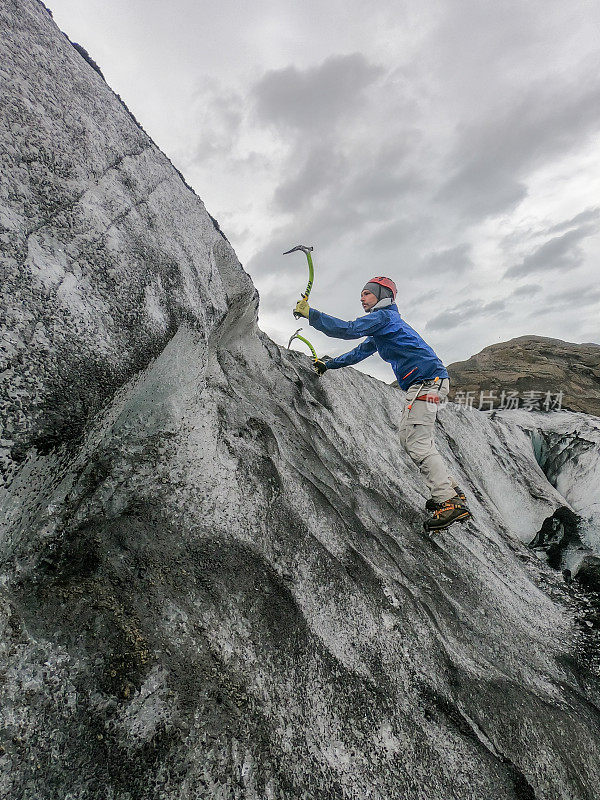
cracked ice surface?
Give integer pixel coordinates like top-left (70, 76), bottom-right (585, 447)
top-left (444, 407), bottom-right (600, 549)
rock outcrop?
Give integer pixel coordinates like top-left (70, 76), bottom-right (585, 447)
top-left (2, 3), bottom-right (600, 799)
top-left (447, 335), bottom-right (600, 416)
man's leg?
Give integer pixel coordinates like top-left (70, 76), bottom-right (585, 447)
top-left (403, 425), bottom-right (456, 502)
top-left (399, 379), bottom-right (456, 503)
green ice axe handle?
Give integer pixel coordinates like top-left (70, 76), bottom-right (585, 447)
top-left (301, 250), bottom-right (314, 301)
top-left (283, 245), bottom-right (314, 318)
top-left (295, 334), bottom-right (317, 360)
top-left (288, 328), bottom-right (318, 360)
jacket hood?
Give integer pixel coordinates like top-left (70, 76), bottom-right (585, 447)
top-left (368, 297), bottom-right (395, 313)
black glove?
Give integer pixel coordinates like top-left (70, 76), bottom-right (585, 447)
top-left (313, 359), bottom-right (327, 376)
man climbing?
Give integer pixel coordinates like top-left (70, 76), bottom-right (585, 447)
top-left (294, 277), bottom-right (471, 532)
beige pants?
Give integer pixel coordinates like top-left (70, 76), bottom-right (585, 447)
top-left (398, 378), bottom-right (456, 503)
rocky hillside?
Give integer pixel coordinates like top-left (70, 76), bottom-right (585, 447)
top-left (447, 336), bottom-right (600, 416)
top-left (2, 3), bottom-right (600, 799)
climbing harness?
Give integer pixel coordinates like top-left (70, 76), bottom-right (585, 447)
top-left (406, 376), bottom-right (441, 414)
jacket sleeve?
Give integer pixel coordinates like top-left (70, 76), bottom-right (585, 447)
top-left (325, 338), bottom-right (377, 370)
top-left (308, 308), bottom-right (388, 339)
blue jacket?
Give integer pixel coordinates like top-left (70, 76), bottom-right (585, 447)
top-left (308, 303), bottom-right (448, 390)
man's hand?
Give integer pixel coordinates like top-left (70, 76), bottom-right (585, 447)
top-left (313, 359), bottom-right (327, 376)
top-left (294, 298), bottom-right (310, 318)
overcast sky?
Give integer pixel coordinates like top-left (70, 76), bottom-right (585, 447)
top-left (46, 0), bottom-right (600, 382)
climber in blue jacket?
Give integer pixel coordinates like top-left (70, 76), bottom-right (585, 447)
top-left (294, 277), bottom-right (471, 532)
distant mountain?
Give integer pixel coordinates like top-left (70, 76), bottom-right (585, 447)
top-left (447, 335), bottom-right (600, 416)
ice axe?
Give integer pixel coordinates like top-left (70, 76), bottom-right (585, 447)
top-left (287, 328), bottom-right (318, 361)
top-left (288, 329), bottom-right (328, 377)
top-left (283, 245), bottom-right (314, 319)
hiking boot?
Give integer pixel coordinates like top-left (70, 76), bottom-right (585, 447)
top-left (425, 485), bottom-right (466, 511)
top-left (424, 496), bottom-right (471, 532)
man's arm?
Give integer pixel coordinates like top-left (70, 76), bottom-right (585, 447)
top-left (324, 338), bottom-right (377, 370)
top-left (308, 308), bottom-right (387, 339)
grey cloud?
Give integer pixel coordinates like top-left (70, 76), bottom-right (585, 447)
top-left (343, 138), bottom-right (419, 207)
top-left (273, 144), bottom-right (345, 212)
top-left (421, 243), bottom-right (473, 275)
top-left (438, 166), bottom-right (526, 219)
top-left (511, 283), bottom-right (542, 297)
top-left (527, 285), bottom-right (600, 316)
top-left (546, 284), bottom-right (600, 306)
top-left (189, 80), bottom-right (244, 162)
top-left (504, 224), bottom-right (596, 278)
top-left (408, 288), bottom-right (441, 305)
top-left (426, 299), bottom-right (477, 331)
top-left (366, 219), bottom-right (415, 253)
top-left (482, 299), bottom-right (506, 313)
top-left (257, 175), bottom-right (421, 281)
top-left (426, 309), bottom-right (471, 331)
top-left (251, 59), bottom-right (427, 265)
top-left (253, 53), bottom-right (383, 133)
top-left (281, 198), bottom-right (366, 251)
top-left (426, 297), bottom-right (506, 331)
top-left (272, 135), bottom-right (418, 216)
top-left (547, 207), bottom-right (600, 235)
top-left (346, 167), bottom-right (417, 208)
top-left (437, 80), bottom-right (600, 219)
top-left (445, 298), bottom-right (477, 313)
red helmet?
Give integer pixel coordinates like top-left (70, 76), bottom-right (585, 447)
top-left (369, 276), bottom-right (397, 300)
